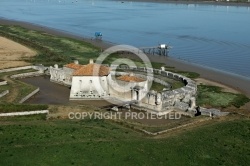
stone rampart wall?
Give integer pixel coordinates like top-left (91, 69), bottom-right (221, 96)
top-left (117, 66), bottom-right (197, 113)
top-left (10, 71), bottom-right (44, 79)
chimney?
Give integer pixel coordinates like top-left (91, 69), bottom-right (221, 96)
top-left (161, 66), bottom-right (165, 71)
top-left (74, 60), bottom-right (79, 64)
top-left (89, 59), bottom-right (94, 64)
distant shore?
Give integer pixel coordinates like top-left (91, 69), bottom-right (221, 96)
top-left (0, 18), bottom-right (250, 97)
top-left (118, 0), bottom-right (250, 7)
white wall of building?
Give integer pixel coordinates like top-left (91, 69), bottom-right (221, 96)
top-left (50, 66), bottom-right (74, 86)
top-left (70, 75), bottom-right (109, 99)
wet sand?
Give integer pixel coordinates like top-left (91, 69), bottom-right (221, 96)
top-left (1, 18), bottom-right (250, 97)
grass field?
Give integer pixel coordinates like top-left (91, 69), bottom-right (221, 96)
top-left (197, 85), bottom-right (250, 108)
top-left (0, 115), bottom-right (249, 165)
top-left (150, 81), bottom-right (166, 91)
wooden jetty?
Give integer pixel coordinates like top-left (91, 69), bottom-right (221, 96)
top-left (139, 44), bottom-right (172, 56)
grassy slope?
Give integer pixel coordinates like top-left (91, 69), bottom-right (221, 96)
top-left (0, 116), bottom-right (249, 165)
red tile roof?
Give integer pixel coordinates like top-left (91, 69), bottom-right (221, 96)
top-left (73, 64), bottom-right (110, 76)
top-left (117, 75), bottom-right (145, 82)
top-left (65, 63), bottom-right (82, 70)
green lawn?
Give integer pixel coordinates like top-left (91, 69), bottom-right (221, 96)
top-left (0, 116), bottom-right (249, 165)
top-left (150, 81), bottom-right (167, 91)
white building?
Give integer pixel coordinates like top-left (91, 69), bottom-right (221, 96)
top-left (69, 61), bottom-right (110, 99)
top-left (50, 60), bottom-right (82, 86)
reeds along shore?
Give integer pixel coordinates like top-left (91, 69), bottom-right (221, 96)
top-left (0, 18), bottom-right (250, 97)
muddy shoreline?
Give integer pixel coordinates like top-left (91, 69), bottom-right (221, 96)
top-left (1, 18), bottom-right (250, 97)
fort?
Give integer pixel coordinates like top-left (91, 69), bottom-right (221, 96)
top-left (49, 59), bottom-right (198, 116)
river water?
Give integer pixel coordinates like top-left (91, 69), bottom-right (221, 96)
top-left (1, 0), bottom-right (250, 78)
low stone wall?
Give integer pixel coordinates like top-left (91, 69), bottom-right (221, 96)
top-left (19, 88), bottom-right (40, 103)
top-left (140, 117), bottom-right (211, 136)
top-left (0, 65), bottom-right (48, 73)
top-left (0, 66), bottom-right (33, 73)
top-left (0, 90), bottom-right (9, 98)
top-left (0, 110), bottom-right (49, 117)
top-left (0, 80), bottom-right (7, 86)
top-left (10, 71), bottom-right (44, 79)
top-left (199, 107), bottom-right (229, 117)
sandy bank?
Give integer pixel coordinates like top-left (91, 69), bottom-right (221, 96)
top-left (0, 36), bottom-right (36, 69)
top-left (0, 18), bottom-right (250, 97)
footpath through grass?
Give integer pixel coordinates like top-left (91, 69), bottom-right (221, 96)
top-left (0, 115), bottom-right (249, 165)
